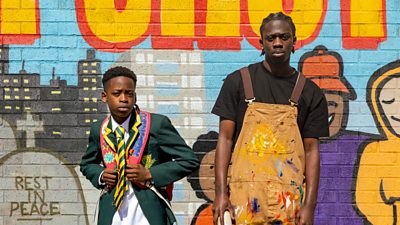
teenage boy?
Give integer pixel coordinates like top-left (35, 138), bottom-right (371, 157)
top-left (80, 66), bottom-right (199, 225)
top-left (212, 12), bottom-right (329, 225)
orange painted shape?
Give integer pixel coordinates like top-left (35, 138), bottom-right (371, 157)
top-left (302, 55), bottom-right (340, 77)
top-left (193, 205), bottom-right (213, 225)
top-left (301, 49), bottom-right (350, 93)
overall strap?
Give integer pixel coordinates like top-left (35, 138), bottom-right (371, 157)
top-left (289, 72), bottom-right (306, 106)
top-left (239, 67), bottom-right (255, 104)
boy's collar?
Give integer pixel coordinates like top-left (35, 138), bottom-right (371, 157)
top-left (110, 114), bottom-right (131, 133)
top-left (109, 111), bottom-right (138, 133)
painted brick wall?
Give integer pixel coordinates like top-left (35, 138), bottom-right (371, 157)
top-left (0, 0), bottom-right (399, 225)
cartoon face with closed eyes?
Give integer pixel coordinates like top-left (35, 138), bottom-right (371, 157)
top-left (377, 75), bottom-right (400, 136)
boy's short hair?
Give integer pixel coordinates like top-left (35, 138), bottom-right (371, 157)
top-left (102, 66), bottom-right (137, 89)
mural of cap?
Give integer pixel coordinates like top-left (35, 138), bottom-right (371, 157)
top-left (298, 45), bottom-right (356, 100)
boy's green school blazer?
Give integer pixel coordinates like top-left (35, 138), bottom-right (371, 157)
top-left (80, 112), bottom-right (200, 225)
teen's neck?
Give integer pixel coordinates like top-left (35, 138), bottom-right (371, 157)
top-left (263, 59), bottom-right (294, 77)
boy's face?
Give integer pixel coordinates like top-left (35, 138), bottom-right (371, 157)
top-left (102, 76), bottom-right (136, 124)
top-left (260, 20), bottom-right (296, 64)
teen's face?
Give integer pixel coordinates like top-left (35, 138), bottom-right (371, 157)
top-left (325, 93), bottom-right (345, 137)
top-left (102, 76), bottom-right (136, 124)
top-left (260, 20), bottom-right (296, 64)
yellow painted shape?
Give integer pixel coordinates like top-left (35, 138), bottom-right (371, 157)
top-left (247, 0), bottom-right (324, 39)
top-left (371, 67), bottom-right (400, 139)
top-left (350, 0), bottom-right (384, 37)
top-left (356, 141), bottom-right (400, 224)
top-left (1, 0), bottom-right (37, 34)
top-left (161, 0), bottom-right (194, 36)
top-left (51, 90), bottom-right (61, 94)
top-left (357, 66), bottom-right (400, 223)
top-left (206, 0), bottom-right (240, 37)
top-left (247, 124), bottom-right (286, 156)
top-left (84, 0), bottom-right (151, 42)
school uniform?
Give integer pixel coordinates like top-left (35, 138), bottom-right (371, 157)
top-left (80, 112), bottom-right (200, 225)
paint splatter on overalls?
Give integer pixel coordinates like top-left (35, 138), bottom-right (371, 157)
top-left (229, 66), bottom-right (306, 225)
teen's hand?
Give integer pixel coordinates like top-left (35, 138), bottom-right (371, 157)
top-left (296, 204), bottom-right (315, 225)
top-left (126, 164), bottom-right (151, 183)
top-left (101, 168), bottom-right (117, 188)
top-left (212, 192), bottom-right (234, 225)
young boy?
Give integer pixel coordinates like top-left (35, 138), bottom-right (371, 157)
top-left (80, 66), bottom-right (200, 225)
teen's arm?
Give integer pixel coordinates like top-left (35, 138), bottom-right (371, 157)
top-left (296, 137), bottom-right (320, 225)
top-left (212, 118), bottom-right (235, 225)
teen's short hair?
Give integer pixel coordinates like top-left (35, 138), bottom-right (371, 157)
top-left (259, 12), bottom-right (296, 37)
top-left (102, 66), bottom-right (137, 89)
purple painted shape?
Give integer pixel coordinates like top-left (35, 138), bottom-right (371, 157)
top-left (314, 132), bottom-right (370, 225)
top-left (315, 217), bottom-right (336, 224)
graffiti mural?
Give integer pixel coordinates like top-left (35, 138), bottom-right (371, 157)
top-left (112, 48), bottom-right (208, 143)
top-left (355, 60), bottom-right (400, 225)
top-left (0, 149), bottom-right (88, 225)
top-left (187, 131), bottom-right (218, 225)
top-left (298, 45), bottom-right (378, 224)
top-left (1, 0), bottom-right (400, 224)
top-left (0, 47), bottom-right (105, 162)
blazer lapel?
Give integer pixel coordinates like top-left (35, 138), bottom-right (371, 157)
top-left (128, 111), bottom-right (137, 136)
top-left (104, 118), bottom-right (117, 152)
top-left (127, 111), bottom-right (140, 153)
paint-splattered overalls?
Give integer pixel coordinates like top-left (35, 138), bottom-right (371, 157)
top-left (229, 65), bottom-right (306, 225)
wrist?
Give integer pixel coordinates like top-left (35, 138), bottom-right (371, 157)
top-left (215, 185), bottom-right (229, 195)
top-left (303, 201), bottom-right (317, 210)
top-left (99, 171), bottom-right (106, 185)
top-left (145, 169), bottom-right (152, 180)
top-left (144, 179), bottom-right (154, 188)
top-left (144, 169), bottom-right (154, 188)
